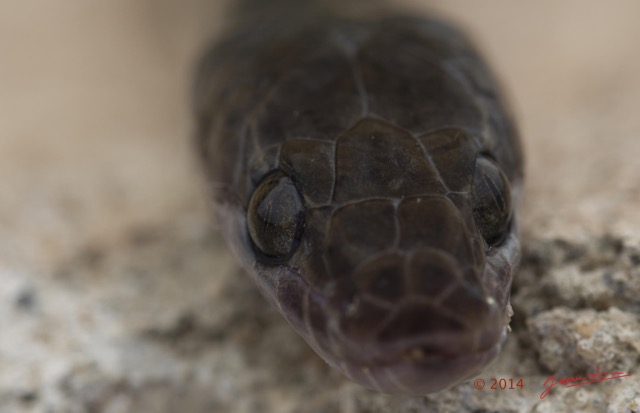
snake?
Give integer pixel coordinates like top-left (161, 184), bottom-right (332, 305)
top-left (193, 0), bottom-right (524, 395)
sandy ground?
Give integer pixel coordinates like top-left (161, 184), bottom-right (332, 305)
top-left (1, 1), bottom-right (640, 412)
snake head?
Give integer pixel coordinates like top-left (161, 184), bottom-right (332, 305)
top-left (240, 119), bottom-right (521, 394)
top-left (194, 8), bottom-right (524, 395)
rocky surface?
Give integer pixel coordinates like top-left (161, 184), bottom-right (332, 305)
top-left (2, 1), bottom-right (640, 412)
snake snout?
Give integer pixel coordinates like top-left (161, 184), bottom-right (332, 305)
top-left (335, 247), bottom-right (505, 357)
top-left (329, 258), bottom-right (506, 394)
top-left (317, 196), bottom-right (507, 393)
top-left (334, 266), bottom-right (506, 394)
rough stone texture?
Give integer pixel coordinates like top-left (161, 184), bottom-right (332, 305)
top-left (2, 1), bottom-right (640, 412)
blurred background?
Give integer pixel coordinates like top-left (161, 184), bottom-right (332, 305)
top-left (1, 1), bottom-right (639, 412)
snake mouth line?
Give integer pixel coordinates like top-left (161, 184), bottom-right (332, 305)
top-left (341, 327), bottom-right (507, 394)
top-left (274, 265), bottom-right (509, 395)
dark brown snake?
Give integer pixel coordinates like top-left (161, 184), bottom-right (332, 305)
top-left (193, 0), bottom-right (524, 395)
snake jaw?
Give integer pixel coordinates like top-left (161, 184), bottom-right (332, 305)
top-left (271, 243), bottom-right (512, 395)
top-left (327, 291), bottom-right (508, 394)
top-left (342, 327), bottom-right (508, 395)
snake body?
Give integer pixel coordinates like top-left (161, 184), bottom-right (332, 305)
top-left (194, 0), bottom-right (523, 395)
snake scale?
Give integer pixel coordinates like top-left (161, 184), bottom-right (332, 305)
top-left (193, 0), bottom-right (524, 395)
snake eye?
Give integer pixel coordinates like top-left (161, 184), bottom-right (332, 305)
top-left (247, 171), bottom-right (305, 259)
top-left (471, 157), bottom-right (512, 246)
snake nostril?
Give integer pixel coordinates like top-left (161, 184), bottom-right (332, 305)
top-left (353, 252), bottom-right (406, 303)
top-left (407, 249), bottom-right (464, 299)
